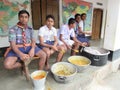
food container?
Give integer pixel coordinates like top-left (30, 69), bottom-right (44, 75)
top-left (51, 62), bottom-right (77, 83)
top-left (81, 47), bottom-right (110, 66)
top-left (68, 56), bottom-right (91, 72)
top-left (31, 70), bottom-right (48, 90)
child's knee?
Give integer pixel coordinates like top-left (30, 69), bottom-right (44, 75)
top-left (37, 50), bottom-right (46, 59)
top-left (4, 62), bottom-right (12, 70)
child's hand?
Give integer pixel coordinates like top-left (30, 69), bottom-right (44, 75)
top-left (66, 45), bottom-right (71, 50)
top-left (51, 46), bottom-right (58, 51)
top-left (20, 53), bottom-right (30, 61)
top-left (81, 42), bottom-right (87, 47)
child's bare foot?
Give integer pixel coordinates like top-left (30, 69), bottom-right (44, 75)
top-left (45, 64), bottom-right (50, 71)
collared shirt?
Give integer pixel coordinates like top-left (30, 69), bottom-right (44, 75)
top-left (75, 22), bottom-right (79, 34)
top-left (37, 25), bottom-right (57, 43)
top-left (57, 24), bottom-right (75, 40)
top-left (9, 25), bottom-right (34, 44)
top-left (79, 20), bottom-right (84, 31)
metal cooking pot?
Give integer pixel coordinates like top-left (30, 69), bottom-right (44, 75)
top-left (51, 62), bottom-right (77, 83)
top-left (68, 56), bottom-right (91, 72)
top-left (81, 47), bottom-right (110, 66)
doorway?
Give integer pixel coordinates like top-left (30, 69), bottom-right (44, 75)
top-left (92, 8), bottom-right (103, 40)
top-left (31, 0), bottom-right (59, 30)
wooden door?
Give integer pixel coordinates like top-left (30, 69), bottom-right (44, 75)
top-left (31, 0), bottom-right (59, 29)
top-left (31, 0), bottom-right (41, 30)
top-left (46, 0), bottom-right (59, 28)
top-left (92, 9), bottom-right (103, 40)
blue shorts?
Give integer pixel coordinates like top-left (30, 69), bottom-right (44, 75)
top-left (37, 41), bottom-right (54, 49)
top-left (6, 46), bottom-right (41, 61)
top-left (77, 34), bottom-right (89, 43)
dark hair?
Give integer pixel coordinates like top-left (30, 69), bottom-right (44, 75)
top-left (68, 18), bottom-right (76, 25)
top-left (81, 13), bottom-right (86, 17)
top-left (75, 13), bottom-right (81, 19)
top-left (18, 10), bottom-right (30, 17)
top-left (46, 15), bottom-right (55, 21)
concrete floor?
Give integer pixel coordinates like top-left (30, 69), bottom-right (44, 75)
top-left (0, 39), bottom-right (120, 90)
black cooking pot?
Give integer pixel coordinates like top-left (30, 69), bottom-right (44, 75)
top-left (81, 47), bottom-right (110, 66)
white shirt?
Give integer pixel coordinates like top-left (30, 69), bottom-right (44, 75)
top-left (79, 20), bottom-right (84, 31)
top-left (57, 24), bottom-right (75, 40)
top-left (37, 25), bottom-right (57, 43)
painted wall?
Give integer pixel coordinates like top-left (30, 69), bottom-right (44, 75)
top-left (60, 0), bottom-right (108, 39)
top-left (0, 0), bottom-right (31, 48)
top-left (62, 0), bottom-right (93, 33)
top-left (0, 0), bottom-right (108, 48)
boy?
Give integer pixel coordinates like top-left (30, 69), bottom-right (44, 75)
top-left (76, 13), bottom-right (91, 46)
top-left (36, 15), bottom-right (65, 70)
top-left (74, 13), bottom-right (81, 34)
top-left (58, 18), bottom-right (87, 55)
top-left (4, 10), bottom-right (46, 70)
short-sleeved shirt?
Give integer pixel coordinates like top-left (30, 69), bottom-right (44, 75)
top-left (75, 22), bottom-right (79, 34)
top-left (79, 20), bottom-right (84, 31)
top-left (9, 25), bottom-right (34, 44)
top-left (57, 24), bottom-right (75, 40)
top-left (37, 25), bottom-right (57, 43)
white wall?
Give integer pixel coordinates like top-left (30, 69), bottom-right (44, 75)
top-left (0, 37), bottom-right (10, 48)
top-left (103, 0), bottom-right (120, 51)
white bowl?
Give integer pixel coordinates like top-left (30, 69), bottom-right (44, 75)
top-left (51, 62), bottom-right (77, 83)
top-left (68, 56), bottom-right (91, 72)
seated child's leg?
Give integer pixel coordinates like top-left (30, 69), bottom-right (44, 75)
top-left (42, 47), bottom-right (52, 70)
top-left (4, 57), bottom-right (22, 69)
top-left (35, 46), bottom-right (46, 70)
top-left (71, 42), bottom-right (79, 55)
top-left (56, 45), bottom-right (66, 62)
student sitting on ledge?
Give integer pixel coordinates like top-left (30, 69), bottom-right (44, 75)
top-left (36, 15), bottom-right (66, 70)
top-left (57, 18), bottom-right (87, 55)
top-left (4, 10), bottom-right (47, 71)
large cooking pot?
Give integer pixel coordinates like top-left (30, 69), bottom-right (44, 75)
top-left (51, 62), bottom-right (77, 83)
top-left (81, 47), bottom-right (110, 66)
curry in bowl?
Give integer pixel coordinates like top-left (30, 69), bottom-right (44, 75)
top-left (68, 56), bottom-right (91, 72)
top-left (68, 56), bottom-right (91, 66)
top-left (33, 72), bottom-right (46, 80)
top-left (68, 57), bottom-right (90, 66)
top-left (54, 64), bottom-right (74, 76)
top-left (31, 70), bottom-right (47, 80)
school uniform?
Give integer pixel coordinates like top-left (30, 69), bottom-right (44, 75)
top-left (36, 25), bottom-right (57, 48)
top-left (57, 24), bottom-right (75, 46)
top-left (76, 20), bottom-right (89, 43)
top-left (6, 23), bottom-right (41, 60)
